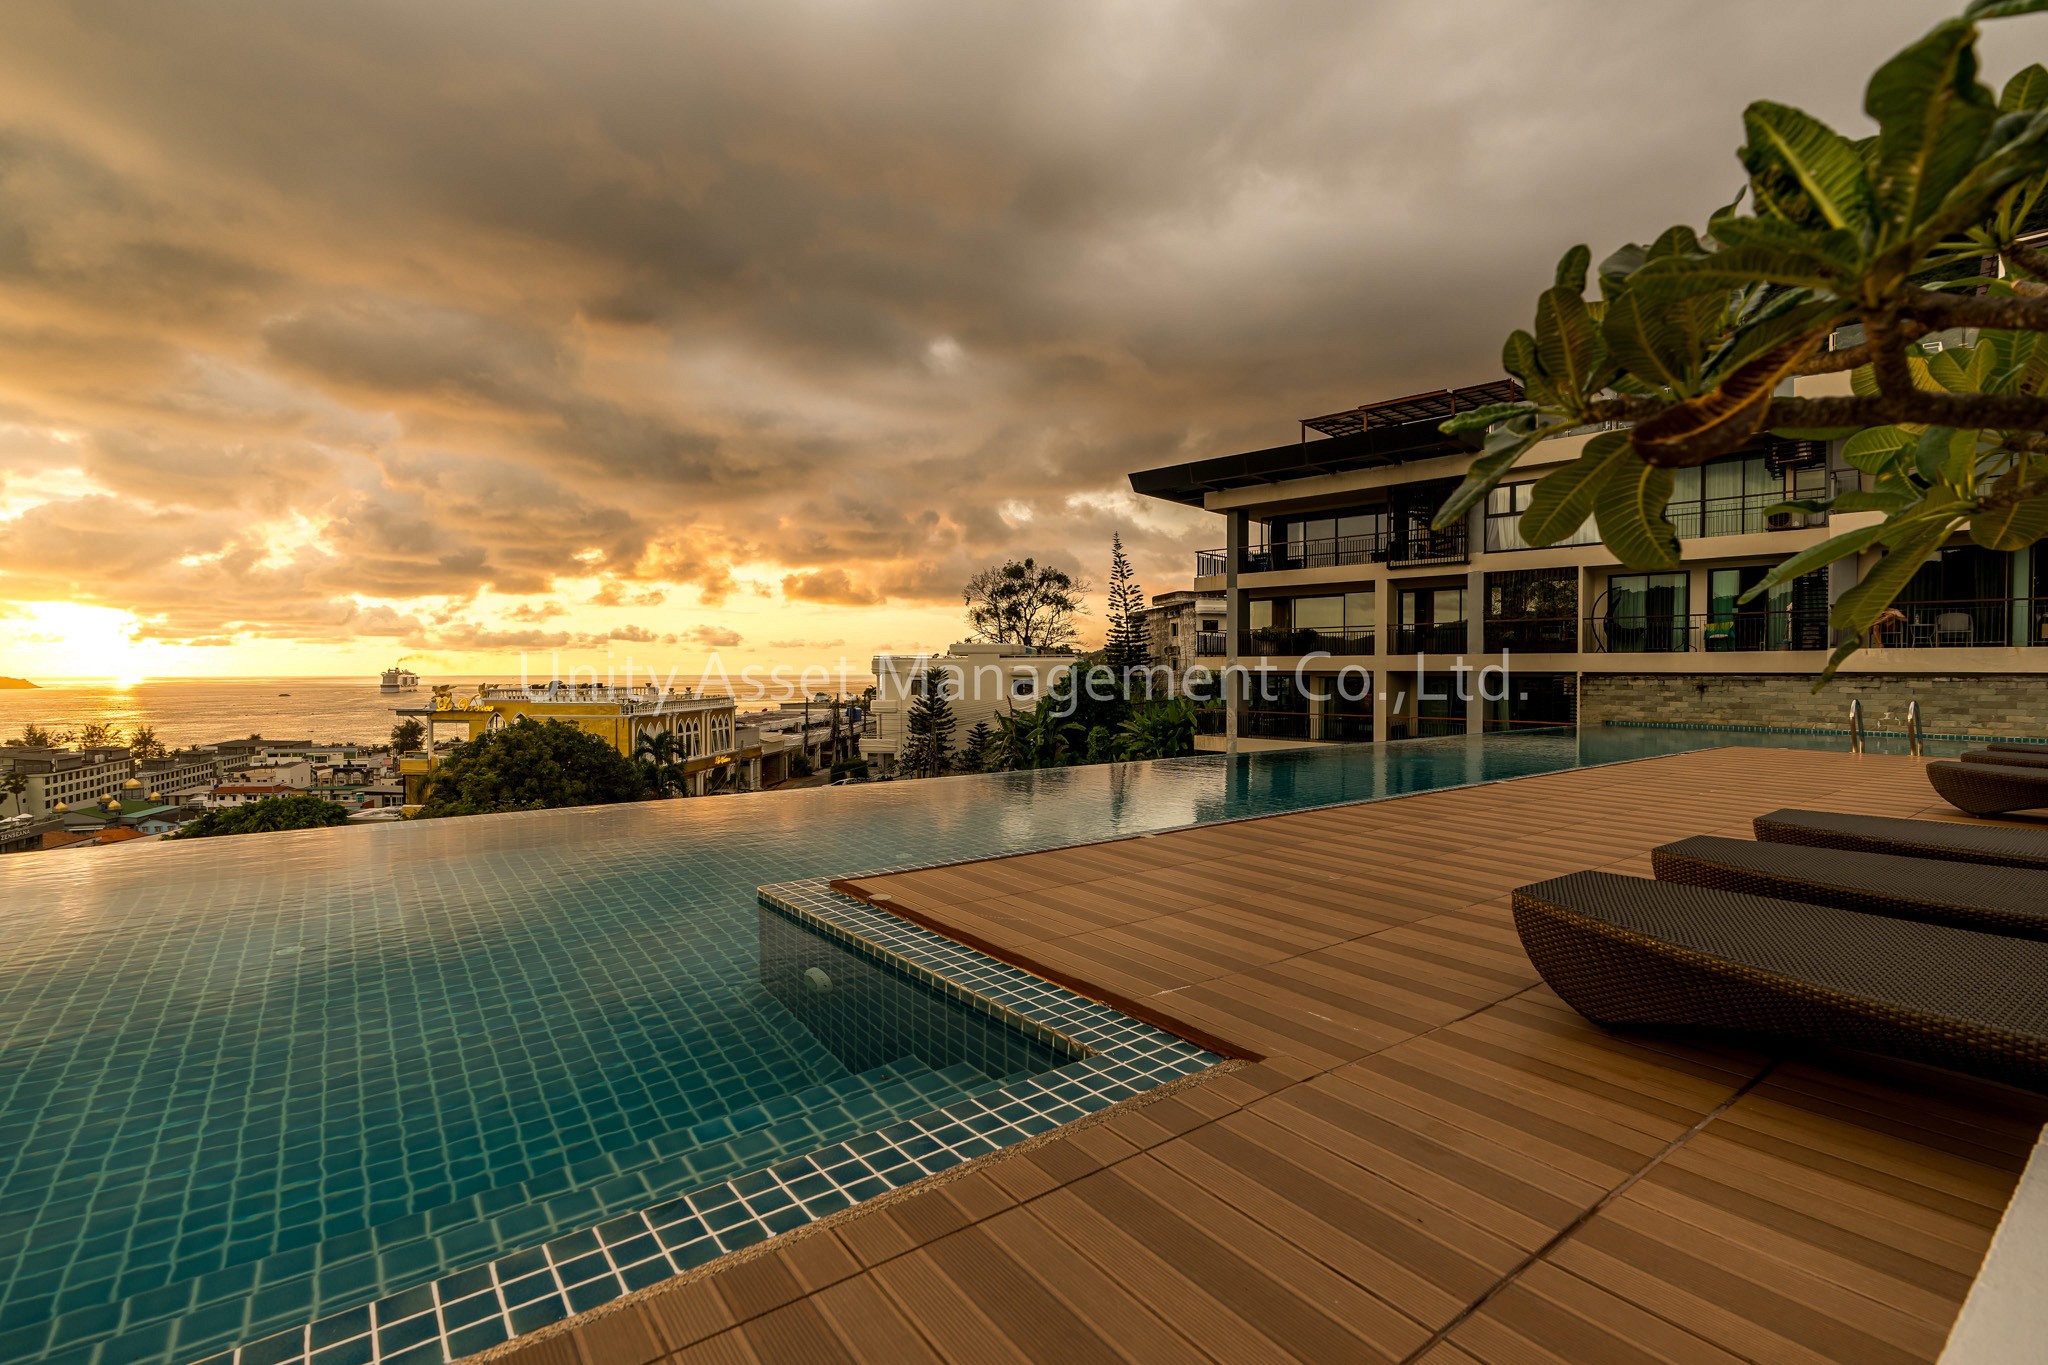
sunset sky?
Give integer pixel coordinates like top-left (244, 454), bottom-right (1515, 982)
top-left (0, 0), bottom-right (1985, 680)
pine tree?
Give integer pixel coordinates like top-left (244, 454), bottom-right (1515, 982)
top-left (963, 720), bottom-right (998, 773)
top-left (899, 670), bottom-right (957, 778)
top-left (1104, 532), bottom-right (1152, 681)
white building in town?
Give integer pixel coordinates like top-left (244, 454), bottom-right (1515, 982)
top-left (859, 643), bottom-right (1077, 776)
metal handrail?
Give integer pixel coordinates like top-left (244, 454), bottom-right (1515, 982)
top-left (1907, 700), bottom-right (1924, 758)
top-left (1849, 698), bottom-right (1865, 755)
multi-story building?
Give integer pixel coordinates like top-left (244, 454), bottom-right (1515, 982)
top-left (1138, 589), bottom-right (1227, 679)
top-left (1131, 369), bottom-right (2048, 750)
top-left (859, 644), bottom-right (1077, 776)
top-left (137, 749), bottom-right (229, 801)
top-left (0, 745), bottom-right (135, 819)
top-left (395, 682), bottom-right (741, 800)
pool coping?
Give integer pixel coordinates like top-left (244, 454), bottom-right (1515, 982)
top-left (195, 884), bottom-right (1220, 1365)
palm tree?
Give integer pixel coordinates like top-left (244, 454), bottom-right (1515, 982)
top-left (2, 770), bottom-right (27, 818)
top-left (634, 729), bottom-right (685, 796)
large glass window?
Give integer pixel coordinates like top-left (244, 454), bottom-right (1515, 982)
top-left (1705, 567), bottom-right (1829, 651)
top-left (1484, 483), bottom-right (1602, 553)
top-left (1245, 592), bottom-right (1374, 655)
top-left (1666, 455), bottom-right (1827, 538)
top-left (1603, 573), bottom-right (1689, 652)
top-left (1257, 505), bottom-right (1390, 571)
top-left (1393, 586), bottom-right (1467, 654)
top-left (1484, 568), bottom-right (1578, 652)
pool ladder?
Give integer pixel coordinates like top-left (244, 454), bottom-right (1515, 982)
top-left (1851, 698), bottom-right (1925, 756)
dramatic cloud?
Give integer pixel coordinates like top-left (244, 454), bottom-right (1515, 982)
top-left (0, 0), bottom-right (1976, 671)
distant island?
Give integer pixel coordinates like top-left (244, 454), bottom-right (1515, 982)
top-left (0, 677), bottom-right (36, 689)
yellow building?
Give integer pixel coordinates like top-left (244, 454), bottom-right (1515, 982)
top-left (396, 683), bottom-right (745, 803)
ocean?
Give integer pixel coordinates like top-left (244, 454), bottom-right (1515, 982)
top-left (0, 678), bottom-right (491, 750)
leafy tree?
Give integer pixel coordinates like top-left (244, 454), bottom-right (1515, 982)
top-left (7, 724), bottom-right (57, 748)
top-left (634, 728), bottom-right (688, 796)
top-left (391, 717), bottom-right (426, 753)
top-left (419, 718), bottom-right (649, 817)
top-left (899, 670), bottom-right (957, 778)
top-left (2, 770), bottom-right (27, 816)
top-left (1435, 0), bottom-right (2048, 682)
top-left (1084, 725), bottom-right (1117, 764)
top-left (1118, 698), bottom-right (1200, 760)
top-left (962, 720), bottom-right (999, 772)
top-left (173, 794), bottom-right (352, 840)
top-left (993, 699), bottom-right (1083, 770)
top-left (67, 722), bottom-right (122, 748)
top-left (127, 725), bottom-right (167, 761)
top-left (1103, 533), bottom-right (1152, 679)
top-left (963, 558), bottom-right (1087, 651)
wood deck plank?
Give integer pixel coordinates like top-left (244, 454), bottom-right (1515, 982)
top-left (526, 748), bottom-right (2046, 1365)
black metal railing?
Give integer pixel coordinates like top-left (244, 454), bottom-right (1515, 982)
top-left (1390, 622), bottom-right (1468, 654)
top-left (1869, 599), bottom-right (2047, 649)
top-left (1388, 522), bottom-right (1468, 567)
top-left (1482, 617), bottom-right (1578, 653)
top-left (1244, 532), bottom-right (1394, 574)
top-left (1195, 548), bottom-right (1227, 577)
top-left (1243, 626), bottom-right (1375, 656)
top-left (1669, 492), bottom-right (1827, 539)
top-left (1193, 632), bottom-right (1228, 657)
top-left (1586, 611), bottom-right (1831, 653)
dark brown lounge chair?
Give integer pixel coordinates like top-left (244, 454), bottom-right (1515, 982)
top-left (1513, 871), bottom-right (2048, 1091)
top-left (1755, 808), bottom-right (2048, 870)
top-left (1651, 835), bottom-right (2048, 940)
top-left (1961, 749), bottom-right (2048, 769)
top-left (1987, 742), bottom-right (2048, 755)
top-left (1927, 760), bottom-right (2048, 816)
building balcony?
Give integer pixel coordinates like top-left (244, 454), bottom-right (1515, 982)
top-left (1482, 617), bottom-right (1579, 653)
top-left (1196, 523), bottom-right (1466, 578)
top-left (1242, 626), bottom-right (1375, 657)
top-left (1866, 598), bottom-right (2048, 649)
top-left (1390, 622), bottom-right (1468, 654)
top-left (1586, 611), bottom-right (1832, 654)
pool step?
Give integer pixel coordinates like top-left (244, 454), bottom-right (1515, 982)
top-left (55, 1056), bottom-right (1047, 1365)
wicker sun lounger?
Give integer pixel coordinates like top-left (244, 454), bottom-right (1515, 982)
top-left (1927, 760), bottom-right (2048, 816)
top-left (1651, 835), bottom-right (2048, 940)
top-left (1987, 743), bottom-right (2048, 755)
top-left (1513, 871), bottom-right (2048, 1091)
top-left (1754, 808), bottom-right (2048, 870)
top-left (1961, 749), bottom-right (2048, 769)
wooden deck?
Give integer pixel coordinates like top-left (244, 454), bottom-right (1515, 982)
top-left (500, 747), bottom-right (2048, 1365)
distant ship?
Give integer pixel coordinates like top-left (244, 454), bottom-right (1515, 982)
top-left (379, 666), bottom-right (421, 694)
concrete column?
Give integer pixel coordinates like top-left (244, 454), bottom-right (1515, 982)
top-left (1465, 565), bottom-right (1486, 735)
top-left (2013, 547), bottom-right (2032, 646)
top-left (1224, 507), bottom-right (1246, 753)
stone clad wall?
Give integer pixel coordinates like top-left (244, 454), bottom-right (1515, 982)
top-left (1578, 673), bottom-right (2048, 739)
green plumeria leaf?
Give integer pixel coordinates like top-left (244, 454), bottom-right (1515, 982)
top-left (1741, 101), bottom-right (1877, 234)
top-left (1966, 0), bottom-right (2048, 20)
top-left (1830, 487), bottom-right (1918, 513)
top-left (1841, 425), bottom-right (1917, 474)
top-left (1626, 243), bottom-right (1856, 300)
top-left (1970, 491), bottom-right (2048, 549)
top-left (1595, 455), bottom-right (1681, 570)
top-left (1554, 244), bottom-right (1591, 292)
top-left (1866, 18), bottom-right (1998, 240)
top-left (1601, 290), bottom-right (1700, 393)
top-left (1829, 520), bottom-right (1955, 635)
top-left (1631, 331), bottom-right (1824, 467)
top-left (1740, 521), bottom-right (1889, 602)
top-left (1432, 418), bottom-right (1554, 528)
top-left (1520, 431), bottom-right (1631, 547)
top-left (1534, 283), bottom-right (1606, 405)
top-left (1437, 401), bottom-right (1538, 435)
top-left (2002, 63), bottom-right (2048, 113)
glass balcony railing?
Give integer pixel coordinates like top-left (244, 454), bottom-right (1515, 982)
top-left (1242, 626), bottom-right (1375, 656)
top-left (1390, 622), bottom-right (1468, 654)
top-left (1586, 611), bottom-right (1831, 653)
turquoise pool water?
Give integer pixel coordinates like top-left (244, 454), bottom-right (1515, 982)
top-left (0, 728), bottom-right (1885, 1364)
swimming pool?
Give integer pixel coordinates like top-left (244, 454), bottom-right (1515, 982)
top-left (0, 728), bottom-right (1877, 1364)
